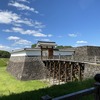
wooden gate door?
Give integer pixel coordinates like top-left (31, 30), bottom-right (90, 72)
top-left (48, 48), bottom-right (53, 59)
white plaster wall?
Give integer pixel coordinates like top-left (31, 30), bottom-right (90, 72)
top-left (54, 51), bottom-right (59, 55)
top-left (26, 50), bottom-right (41, 56)
top-left (11, 50), bottom-right (74, 57)
top-left (11, 50), bottom-right (41, 56)
top-left (11, 51), bottom-right (26, 56)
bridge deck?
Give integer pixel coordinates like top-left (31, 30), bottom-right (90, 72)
top-left (42, 59), bottom-right (88, 64)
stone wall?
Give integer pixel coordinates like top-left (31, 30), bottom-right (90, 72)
top-left (7, 56), bottom-right (47, 80)
top-left (74, 46), bottom-right (88, 62)
top-left (84, 63), bottom-right (100, 79)
top-left (74, 46), bottom-right (100, 62)
top-left (87, 46), bottom-right (100, 56)
top-left (7, 56), bottom-right (25, 80)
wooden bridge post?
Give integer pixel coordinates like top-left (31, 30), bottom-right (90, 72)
top-left (78, 63), bottom-right (81, 81)
top-left (53, 61), bottom-right (55, 84)
top-left (64, 62), bottom-right (67, 82)
top-left (58, 60), bottom-right (61, 84)
top-left (49, 61), bottom-right (51, 82)
top-left (46, 61), bottom-right (48, 80)
top-left (70, 62), bottom-right (73, 82)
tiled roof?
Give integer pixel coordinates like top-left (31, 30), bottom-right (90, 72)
top-left (37, 41), bottom-right (57, 46)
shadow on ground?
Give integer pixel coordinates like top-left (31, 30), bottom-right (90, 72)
top-left (0, 79), bottom-right (94, 100)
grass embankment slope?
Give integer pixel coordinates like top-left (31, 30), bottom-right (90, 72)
top-left (0, 58), bottom-right (95, 100)
top-left (0, 58), bottom-right (48, 96)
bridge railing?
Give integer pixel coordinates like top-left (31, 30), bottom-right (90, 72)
top-left (42, 55), bottom-right (100, 64)
top-left (41, 74), bottom-right (100, 100)
top-left (42, 55), bottom-right (73, 60)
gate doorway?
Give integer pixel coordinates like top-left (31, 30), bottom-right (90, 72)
top-left (36, 41), bottom-right (56, 59)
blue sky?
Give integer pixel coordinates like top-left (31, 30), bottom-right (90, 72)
top-left (0, 0), bottom-right (100, 51)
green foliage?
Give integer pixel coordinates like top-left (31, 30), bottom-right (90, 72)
top-left (0, 50), bottom-right (10, 58)
top-left (0, 58), bottom-right (9, 67)
top-left (31, 44), bottom-right (36, 48)
top-left (56, 45), bottom-right (73, 49)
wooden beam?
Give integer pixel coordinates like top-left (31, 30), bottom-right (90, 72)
top-left (53, 61), bottom-right (55, 84)
top-left (49, 61), bottom-right (51, 82)
top-left (70, 62), bottom-right (73, 82)
top-left (65, 62), bottom-right (67, 82)
top-left (58, 61), bottom-right (61, 84)
top-left (78, 63), bottom-right (81, 80)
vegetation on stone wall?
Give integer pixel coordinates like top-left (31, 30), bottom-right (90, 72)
top-left (0, 50), bottom-right (10, 58)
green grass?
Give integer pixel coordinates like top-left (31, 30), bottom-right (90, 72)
top-left (0, 67), bottom-right (48, 95)
top-left (0, 58), bottom-right (48, 97)
top-left (0, 58), bottom-right (95, 100)
top-left (0, 58), bottom-right (9, 67)
top-left (0, 78), bottom-right (95, 100)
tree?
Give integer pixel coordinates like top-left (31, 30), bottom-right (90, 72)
top-left (31, 44), bottom-right (36, 48)
top-left (0, 50), bottom-right (10, 58)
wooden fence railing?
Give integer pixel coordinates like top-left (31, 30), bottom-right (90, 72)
top-left (41, 74), bottom-right (100, 100)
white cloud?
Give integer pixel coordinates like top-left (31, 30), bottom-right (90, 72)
top-left (3, 29), bottom-right (12, 32)
top-left (14, 39), bottom-right (32, 45)
top-left (68, 33), bottom-right (77, 37)
top-left (34, 21), bottom-right (45, 28)
top-left (15, 18), bottom-right (33, 26)
top-left (7, 36), bottom-right (32, 46)
top-left (3, 27), bottom-right (52, 37)
top-left (21, 12), bottom-right (30, 16)
top-left (8, 1), bottom-right (39, 14)
top-left (13, 23), bottom-right (22, 27)
top-left (35, 38), bottom-right (51, 42)
top-left (76, 40), bottom-right (88, 44)
top-left (0, 10), bottom-right (19, 24)
top-left (48, 34), bottom-right (52, 37)
top-left (12, 27), bottom-right (47, 37)
top-left (7, 36), bottom-right (20, 40)
top-left (0, 10), bottom-right (33, 26)
top-left (41, 39), bottom-right (50, 41)
top-left (0, 44), bottom-right (10, 51)
top-left (0, 10), bottom-right (45, 28)
top-left (17, 0), bottom-right (30, 3)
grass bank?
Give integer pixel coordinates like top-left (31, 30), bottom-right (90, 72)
top-left (0, 58), bottom-right (9, 67)
top-left (0, 78), bottom-right (95, 100)
top-left (0, 58), bottom-right (48, 96)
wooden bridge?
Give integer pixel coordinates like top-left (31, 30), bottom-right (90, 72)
top-left (43, 59), bottom-right (85, 84)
